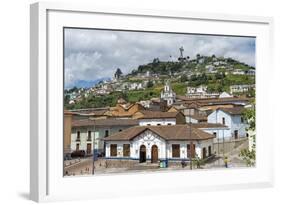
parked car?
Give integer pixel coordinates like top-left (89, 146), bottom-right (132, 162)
top-left (71, 150), bottom-right (86, 158)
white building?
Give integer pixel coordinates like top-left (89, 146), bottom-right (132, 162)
top-left (205, 65), bottom-right (215, 72)
top-left (71, 118), bottom-right (138, 155)
top-left (207, 107), bottom-right (247, 140)
top-left (219, 92), bottom-right (233, 98)
top-left (232, 69), bottom-right (245, 75)
top-left (105, 125), bottom-right (215, 162)
top-left (185, 114), bottom-right (207, 124)
top-left (245, 69), bottom-right (256, 75)
top-left (160, 81), bottom-right (176, 106)
top-left (230, 84), bottom-right (255, 94)
top-left (129, 82), bottom-right (144, 90)
top-left (186, 86), bottom-right (219, 98)
top-left (193, 123), bottom-right (231, 141)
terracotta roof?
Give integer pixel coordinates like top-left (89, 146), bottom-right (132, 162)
top-left (70, 108), bottom-right (109, 116)
top-left (186, 114), bottom-right (207, 121)
top-left (72, 118), bottom-right (138, 127)
top-left (219, 107), bottom-right (245, 115)
top-left (138, 110), bottom-right (181, 119)
top-left (104, 125), bottom-right (215, 141)
top-left (192, 123), bottom-right (228, 129)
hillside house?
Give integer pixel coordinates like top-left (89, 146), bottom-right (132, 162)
top-left (230, 84), bottom-right (255, 94)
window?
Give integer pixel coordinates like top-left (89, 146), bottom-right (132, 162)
top-left (87, 130), bottom-right (91, 141)
top-left (147, 124), bottom-right (151, 126)
top-left (172, 144), bottom-right (180, 158)
top-left (187, 144), bottom-right (195, 158)
top-left (167, 123), bottom-right (172, 125)
top-left (234, 130), bottom-right (238, 139)
top-left (76, 131), bottom-right (80, 141)
top-left (105, 130), bottom-right (109, 137)
top-left (123, 144), bottom-right (130, 157)
top-left (187, 144), bottom-right (190, 157)
top-left (208, 146), bottom-right (212, 156)
top-left (157, 124), bottom-right (161, 126)
top-left (110, 144), bottom-right (117, 157)
top-left (76, 143), bottom-right (79, 151)
top-left (241, 117), bottom-right (244, 123)
top-left (222, 117), bottom-right (225, 125)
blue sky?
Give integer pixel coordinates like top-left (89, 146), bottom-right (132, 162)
top-left (64, 28), bottom-right (255, 88)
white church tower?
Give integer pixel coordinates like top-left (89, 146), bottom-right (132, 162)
top-left (161, 80), bottom-right (176, 106)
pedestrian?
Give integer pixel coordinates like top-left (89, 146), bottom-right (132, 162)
top-left (181, 160), bottom-right (186, 168)
top-left (224, 156), bottom-right (228, 168)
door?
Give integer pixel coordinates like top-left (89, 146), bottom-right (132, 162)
top-left (234, 130), bottom-right (238, 139)
top-left (151, 145), bottom-right (158, 163)
top-left (139, 145), bottom-right (146, 163)
top-left (203, 147), bottom-right (207, 159)
top-left (86, 143), bottom-right (91, 155)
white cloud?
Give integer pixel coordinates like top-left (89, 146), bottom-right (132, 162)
top-left (64, 29), bottom-right (255, 87)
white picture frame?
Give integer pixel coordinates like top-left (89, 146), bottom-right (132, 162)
top-left (30, 2), bottom-right (274, 202)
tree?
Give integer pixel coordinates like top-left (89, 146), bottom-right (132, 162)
top-left (147, 80), bottom-right (154, 88)
top-left (180, 74), bottom-right (188, 82)
top-left (239, 102), bottom-right (256, 166)
top-left (114, 68), bottom-right (123, 79)
top-left (152, 58), bottom-right (160, 65)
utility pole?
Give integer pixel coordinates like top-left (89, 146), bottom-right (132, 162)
top-left (223, 129), bottom-right (225, 158)
top-left (216, 109), bottom-right (220, 166)
top-left (189, 109), bottom-right (193, 170)
top-left (92, 123), bottom-right (96, 175)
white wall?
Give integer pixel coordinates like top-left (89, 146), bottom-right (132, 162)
top-left (132, 130), bottom-right (166, 159)
top-left (139, 118), bottom-right (176, 126)
top-left (70, 129), bottom-right (99, 152)
top-left (185, 116), bottom-right (199, 123)
top-left (208, 110), bottom-right (247, 138)
top-left (105, 130), bottom-right (214, 160)
top-left (199, 127), bottom-right (232, 139)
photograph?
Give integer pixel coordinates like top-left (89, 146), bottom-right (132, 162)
top-left (63, 28), bottom-right (256, 176)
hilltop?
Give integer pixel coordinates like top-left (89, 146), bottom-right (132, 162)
top-left (64, 55), bottom-right (255, 109)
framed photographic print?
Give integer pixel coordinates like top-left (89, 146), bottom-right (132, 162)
top-left (30, 2), bottom-right (274, 202)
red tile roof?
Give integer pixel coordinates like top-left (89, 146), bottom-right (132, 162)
top-left (138, 110), bottom-right (181, 119)
top-left (219, 107), bottom-right (245, 115)
top-left (72, 118), bottom-right (138, 127)
top-left (192, 123), bottom-right (228, 128)
top-left (104, 125), bottom-right (215, 141)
